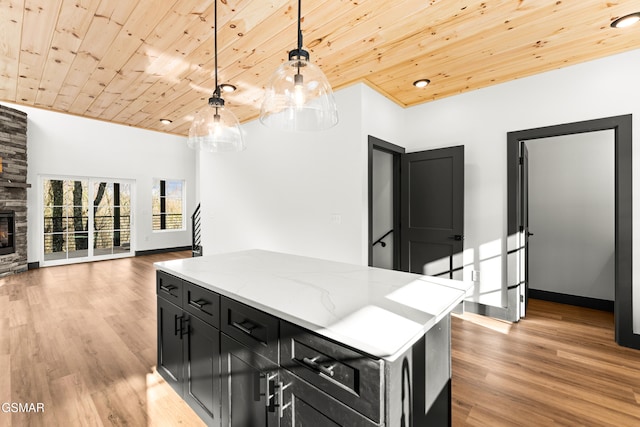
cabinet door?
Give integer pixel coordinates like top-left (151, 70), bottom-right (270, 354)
top-left (221, 334), bottom-right (279, 427)
top-left (157, 298), bottom-right (184, 395)
top-left (278, 370), bottom-right (377, 427)
top-left (184, 315), bottom-right (221, 426)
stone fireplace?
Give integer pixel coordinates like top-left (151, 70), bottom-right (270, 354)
top-left (0, 104), bottom-right (28, 277)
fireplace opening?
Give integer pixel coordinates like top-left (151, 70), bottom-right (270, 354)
top-left (0, 211), bottom-right (15, 255)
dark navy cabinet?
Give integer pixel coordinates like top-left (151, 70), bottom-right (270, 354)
top-left (157, 271), bottom-right (220, 426)
top-left (157, 270), bottom-right (452, 427)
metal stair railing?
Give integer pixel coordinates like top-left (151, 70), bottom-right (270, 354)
top-left (191, 203), bottom-right (202, 257)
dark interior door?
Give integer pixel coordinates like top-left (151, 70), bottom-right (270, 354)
top-left (400, 146), bottom-right (464, 276)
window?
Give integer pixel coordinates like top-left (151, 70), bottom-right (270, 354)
top-left (93, 181), bottom-right (132, 256)
top-left (152, 179), bottom-right (184, 231)
top-left (43, 179), bottom-right (89, 261)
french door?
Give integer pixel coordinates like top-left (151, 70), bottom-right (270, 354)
top-left (42, 176), bottom-right (134, 266)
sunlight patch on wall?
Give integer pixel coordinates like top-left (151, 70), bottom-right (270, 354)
top-left (478, 238), bottom-right (504, 306)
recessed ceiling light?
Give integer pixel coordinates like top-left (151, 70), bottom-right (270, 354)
top-left (611, 12), bottom-right (640, 28)
top-left (218, 84), bottom-right (236, 93)
top-left (160, 119), bottom-right (172, 125)
top-left (413, 79), bottom-right (431, 88)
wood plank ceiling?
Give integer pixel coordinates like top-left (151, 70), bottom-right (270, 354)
top-left (1, 0), bottom-right (639, 136)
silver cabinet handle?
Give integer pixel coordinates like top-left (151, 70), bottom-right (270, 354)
top-left (274, 382), bottom-right (291, 419)
top-left (231, 320), bottom-right (256, 335)
top-left (188, 299), bottom-right (209, 310)
top-left (160, 284), bottom-right (177, 295)
top-left (301, 357), bottom-right (335, 377)
top-left (259, 372), bottom-right (277, 411)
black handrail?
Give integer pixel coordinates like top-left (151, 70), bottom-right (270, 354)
top-left (191, 203), bottom-right (202, 257)
top-left (372, 229), bottom-right (393, 247)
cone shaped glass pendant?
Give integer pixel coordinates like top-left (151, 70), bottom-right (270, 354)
top-left (187, 0), bottom-right (244, 152)
top-left (188, 94), bottom-right (244, 152)
top-left (260, 0), bottom-right (338, 132)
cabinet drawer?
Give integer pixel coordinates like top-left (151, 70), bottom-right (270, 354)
top-left (279, 369), bottom-right (378, 427)
top-left (280, 321), bottom-right (383, 423)
top-left (184, 283), bottom-right (220, 328)
top-left (157, 272), bottom-right (183, 305)
top-left (220, 297), bottom-right (279, 363)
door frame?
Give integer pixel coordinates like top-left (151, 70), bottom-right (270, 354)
top-left (506, 114), bottom-right (637, 349)
top-left (368, 136), bottom-right (404, 268)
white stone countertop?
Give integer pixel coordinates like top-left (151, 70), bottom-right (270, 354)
top-left (154, 249), bottom-right (473, 362)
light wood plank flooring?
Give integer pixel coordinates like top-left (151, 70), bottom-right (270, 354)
top-left (0, 252), bottom-right (204, 427)
top-left (1, 252), bottom-right (639, 426)
top-left (452, 301), bottom-right (640, 426)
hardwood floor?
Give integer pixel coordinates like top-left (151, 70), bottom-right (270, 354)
top-left (452, 301), bottom-right (640, 426)
top-left (0, 251), bottom-right (204, 427)
top-left (1, 252), bottom-right (639, 426)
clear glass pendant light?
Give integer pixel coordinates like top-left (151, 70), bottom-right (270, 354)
top-left (188, 94), bottom-right (244, 152)
top-left (260, 0), bottom-right (338, 132)
top-left (187, 0), bottom-right (244, 152)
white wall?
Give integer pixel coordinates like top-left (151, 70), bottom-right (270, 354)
top-left (528, 131), bottom-right (615, 301)
top-left (199, 85), bottom-right (366, 265)
top-left (0, 102), bottom-right (195, 262)
top-left (198, 83), bottom-right (409, 265)
top-left (399, 48), bottom-right (640, 330)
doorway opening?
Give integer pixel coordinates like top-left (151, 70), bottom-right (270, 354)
top-left (368, 136), bottom-right (403, 269)
top-left (506, 114), bottom-right (637, 349)
top-left (527, 132), bottom-right (615, 312)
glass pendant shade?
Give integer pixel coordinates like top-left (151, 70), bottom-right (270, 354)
top-left (188, 99), bottom-right (245, 152)
top-left (260, 56), bottom-right (338, 132)
top-left (187, 0), bottom-right (244, 152)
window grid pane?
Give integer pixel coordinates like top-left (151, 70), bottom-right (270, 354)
top-left (152, 179), bottom-right (184, 231)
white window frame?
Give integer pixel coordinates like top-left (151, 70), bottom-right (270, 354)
top-left (152, 178), bottom-right (186, 233)
top-left (39, 175), bottom-right (136, 267)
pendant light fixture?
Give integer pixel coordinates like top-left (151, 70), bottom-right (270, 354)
top-left (187, 0), bottom-right (244, 152)
top-left (260, 0), bottom-right (338, 132)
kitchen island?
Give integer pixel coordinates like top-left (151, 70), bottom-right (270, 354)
top-left (155, 249), bottom-right (472, 426)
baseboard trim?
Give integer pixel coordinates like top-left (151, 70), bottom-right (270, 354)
top-left (28, 262), bottom-right (40, 270)
top-left (463, 300), bottom-right (512, 321)
top-left (529, 289), bottom-right (614, 312)
top-left (135, 246), bottom-right (191, 257)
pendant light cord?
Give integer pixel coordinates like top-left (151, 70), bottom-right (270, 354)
top-left (297, 0), bottom-right (303, 53)
top-left (288, 0), bottom-right (309, 62)
top-left (214, 0), bottom-right (219, 98)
